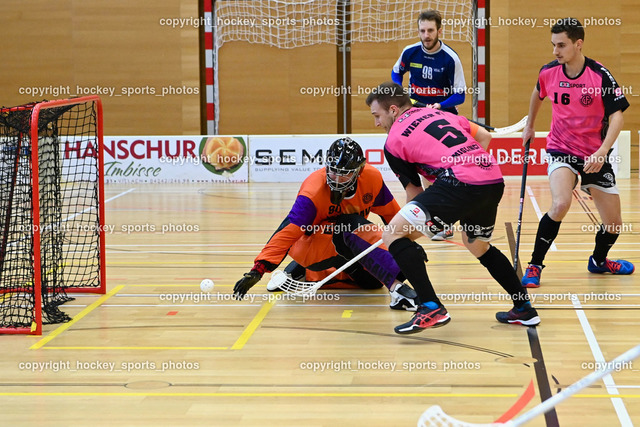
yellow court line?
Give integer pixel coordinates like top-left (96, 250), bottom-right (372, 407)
top-left (41, 346), bottom-right (228, 350)
top-left (230, 299), bottom-right (276, 350)
top-left (30, 285), bottom-right (125, 350)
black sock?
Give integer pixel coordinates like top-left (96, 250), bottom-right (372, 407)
top-left (592, 225), bottom-right (619, 264)
top-left (388, 238), bottom-right (440, 306)
top-left (479, 245), bottom-right (530, 308)
top-left (530, 213), bottom-right (562, 266)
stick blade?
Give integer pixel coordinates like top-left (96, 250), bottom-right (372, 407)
top-left (267, 270), bottom-right (318, 296)
top-left (492, 116), bottom-right (528, 135)
top-left (418, 405), bottom-right (509, 426)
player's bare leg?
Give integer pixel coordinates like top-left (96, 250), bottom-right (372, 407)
top-left (590, 188), bottom-right (623, 233)
top-left (547, 167), bottom-right (577, 221)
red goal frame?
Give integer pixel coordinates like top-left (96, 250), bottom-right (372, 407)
top-left (0, 96), bottom-right (105, 335)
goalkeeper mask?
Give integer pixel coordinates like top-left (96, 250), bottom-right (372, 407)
top-left (325, 137), bottom-right (366, 205)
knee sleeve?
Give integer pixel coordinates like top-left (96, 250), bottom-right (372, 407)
top-left (398, 202), bottom-right (444, 238)
top-left (389, 237), bottom-right (428, 263)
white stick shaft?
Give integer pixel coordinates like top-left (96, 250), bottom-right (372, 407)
top-left (511, 344), bottom-right (640, 426)
top-left (313, 238), bottom-right (385, 290)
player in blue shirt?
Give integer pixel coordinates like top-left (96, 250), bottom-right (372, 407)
top-left (392, 9), bottom-right (467, 241)
top-left (392, 10), bottom-right (466, 115)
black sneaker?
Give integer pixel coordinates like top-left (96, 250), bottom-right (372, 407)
top-left (394, 304), bottom-right (450, 334)
top-left (389, 283), bottom-right (419, 311)
top-left (495, 305), bottom-right (540, 326)
top-left (284, 260), bottom-right (306, 280)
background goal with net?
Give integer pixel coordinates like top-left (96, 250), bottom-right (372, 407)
top-left (205, 0), bottom-right (485, 134)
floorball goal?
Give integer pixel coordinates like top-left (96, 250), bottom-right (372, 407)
top-left (0, 96), bottom-right (106, 335)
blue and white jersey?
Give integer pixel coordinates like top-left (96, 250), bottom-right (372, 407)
top-left (392, 41), bottom-right (466, 113)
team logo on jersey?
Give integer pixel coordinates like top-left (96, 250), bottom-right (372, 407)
top-left (474, 157), bottom-right (493, 170)
top-left (615, 87), bottom-right (623, 97)
top-left (580, 94), bottom-right (594, 107)
top-left (559, 81), bottom-right (585, 88)
top-left (362, 193), bottom-right (373, 204)
top-left (603, 173), bottom-right (614, 183)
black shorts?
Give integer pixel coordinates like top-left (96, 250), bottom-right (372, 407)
top-left (410, 181), bottom-right (505, 242)
top-left (547, 151), bottom-right (618, 195)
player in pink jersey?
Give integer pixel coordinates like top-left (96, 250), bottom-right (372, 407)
top-left (521, 18), bottom-right (634, 288)
top-left (366, 81), bottom-right (539, 334)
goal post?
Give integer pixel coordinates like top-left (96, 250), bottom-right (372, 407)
top-left (0, 96), bottom-right (105, 335)
top-left (206, 0), bottom-right (483, 134)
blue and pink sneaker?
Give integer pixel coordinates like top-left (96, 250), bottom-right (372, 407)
top-left (521, 264), bottom-right (544, 288)
top-left (587, 256), bottom-right (635, 275)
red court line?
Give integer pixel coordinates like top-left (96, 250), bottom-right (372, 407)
top-left (494, 379), bottom-right (536, 423)
top-left (442, 239), bottom-right (466, 248)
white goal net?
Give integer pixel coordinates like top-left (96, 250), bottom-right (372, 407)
top-left (210, 0), bottom-right (478, 132)
top-left (214, 0), bottom-right (475, 49)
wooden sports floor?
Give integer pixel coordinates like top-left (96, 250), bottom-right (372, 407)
top-left (3, 177), bottom-right (639, 426)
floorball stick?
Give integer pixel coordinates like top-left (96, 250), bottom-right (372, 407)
top-left (418, 344), bottom-right (640, 426)
top-left (411, 101), bottom-right (528, 135)
top-left (513, 138), bottom-right (531, 272)
top-left (267, 238), bottom-right (384, 295)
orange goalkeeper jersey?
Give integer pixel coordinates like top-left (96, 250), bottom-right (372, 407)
top-left (255, 164), bottom-right (400, 270)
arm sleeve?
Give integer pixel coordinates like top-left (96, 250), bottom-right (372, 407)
top-left (254, 195), bottom-right (316, 270)
top-left (467, 121), bottom-right (480, 138)
top-left (391, 70), bottom-right (403, 85)
top-left (439, 92), bottom-right (465, 109)
top-left (391, 53), bottom-right (406, 85)
top-left (384, 146), bottom-right (421, 189)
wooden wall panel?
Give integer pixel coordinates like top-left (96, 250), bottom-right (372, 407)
top-left (216, 43), bottom-right (337, 135)
top-left (620, 0), bottom-right (640, 172)
top-left (2, 1), bottom-right (637, 171)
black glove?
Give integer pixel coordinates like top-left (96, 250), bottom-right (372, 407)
top-left (233, 270), bottom-right (262, 300)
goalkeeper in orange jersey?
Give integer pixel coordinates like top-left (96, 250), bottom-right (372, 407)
top-left (233, 137), bottom-right (419, 311)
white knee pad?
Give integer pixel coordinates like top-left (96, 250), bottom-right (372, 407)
top-left (398, 202), bottom-right (438, 238)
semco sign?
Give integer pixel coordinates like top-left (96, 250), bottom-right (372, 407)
top-left (249, 134), bottom-right (392, 182)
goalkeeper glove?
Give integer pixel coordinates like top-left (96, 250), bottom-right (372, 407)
top-left (233, 261), bottom-right (267, 300)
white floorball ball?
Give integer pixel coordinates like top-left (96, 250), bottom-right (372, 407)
top-left (200, 279), bottom-right (214, 292)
